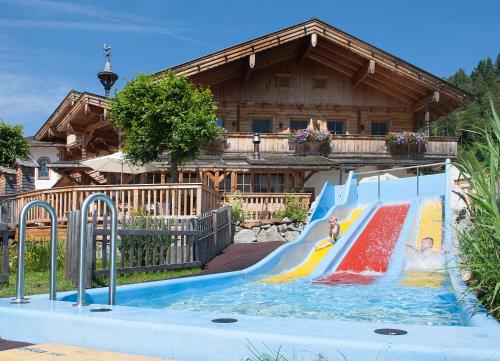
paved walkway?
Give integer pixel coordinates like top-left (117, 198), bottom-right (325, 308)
top-left (201, 241), bottom-right (285, 274)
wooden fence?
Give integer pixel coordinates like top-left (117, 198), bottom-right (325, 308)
top-left (0, 222), bottom-right (8, 283)
top-left (223, 193), bottom-right (311, 222)
top-left (1, 183), bottom-right (220, 228)
top-left (65, 205), bottom-right (232, 286)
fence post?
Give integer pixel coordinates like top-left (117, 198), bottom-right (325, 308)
top-left (196, 186), bottom-right (203, 215)
top-left (212, 210), bottom-right (218, 252)
top-left (227, 205), bottom-right (232, 244)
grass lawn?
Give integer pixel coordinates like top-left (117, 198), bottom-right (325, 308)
top-left (0, 267), bottom-right (201, 299)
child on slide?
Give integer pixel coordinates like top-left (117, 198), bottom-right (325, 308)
top-left (315, 215), bottom-right (341, 251)
top-left (405, 237), bottom-right (448, 271)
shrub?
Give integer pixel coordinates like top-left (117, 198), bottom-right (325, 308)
top-left (223, 191), bottom-right (247, 223)
top-left (274, 195), bottom-right (308, 223)
top-left (456, 99), bottom-right (500, 319)
top-left (9, 239), bottom-right (65, 272)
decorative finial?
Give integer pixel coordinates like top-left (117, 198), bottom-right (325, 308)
top-left (97, 43), bottom-right (118, 97)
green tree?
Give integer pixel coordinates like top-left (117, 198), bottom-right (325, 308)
top-left (0, 119), bottom-right (29, 168)
top-left (109, 72), bottom-right (220, 181)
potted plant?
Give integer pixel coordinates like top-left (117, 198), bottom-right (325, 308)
top-left (313, 130), bottom-right (332, 154)
top-left (288, 128), bottom-right (315, 155)
top-left (385, 131), bottom-right (425, 155)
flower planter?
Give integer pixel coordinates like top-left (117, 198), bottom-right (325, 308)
top-left (204, 139), bottom-right (227, 155)
top-left (388, 142), bottom-right (424, 156)
top-left (292, 141), bottom-right (330, 155)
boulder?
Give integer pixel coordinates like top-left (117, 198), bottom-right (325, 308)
top-left (235, 225), bottom-right (243, 232)
top-left (257, 225), bottom-right (285, 242)
top-left (251, 226), bottom-right (261, 236)
top-left (278, 223), bottom-right (288, 232)
top-left (289, 222), bottom-right (305, 231)
top-left (234, 229), bottom-right (257, 243)
top-left (285, 230), bottom-right (300, 242)
top-left (281, 217), bottom-right (292, 224)
top-left (261, 224), bottom-right (271, 229)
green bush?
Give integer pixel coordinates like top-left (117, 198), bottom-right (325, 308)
top-left (223, 191), bottom-right (247, 223)
top-left (274, 195), bottom-right (308, 223)
top-left (456, 99), bottom-right (500, 319)
top-left (9, 239), bottom-right (65, 273)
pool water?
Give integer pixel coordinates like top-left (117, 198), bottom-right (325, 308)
top-left (121, 274), bottom-right (462, 326)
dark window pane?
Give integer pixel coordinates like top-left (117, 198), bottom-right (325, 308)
top-left (253, 173), bottom-right (269, 193)
top-left (371, 122), bottom-right (388, 136)
top-left (290, 120), bottom-right (308, 130)
top-left (215, 118), bottom-right (224, 128)
top-left (252, 119), bottom-right (271, 134)
top-left (237, 173), bottom-right (251, 192)
top-left (38, 158), bottom-right (49, 178)
top-left (327, 121), bottom-right (345, 135)
top-left (270, 174), bottom-right (285, 193)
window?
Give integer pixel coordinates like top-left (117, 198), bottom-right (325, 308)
top-left (274, 73), bottom-right (290, 88)
top-left (237, 173), bottom-right (251, 192)
top-left (146, 172), bottom-right (161, 184)
top-left (270, 174), bottom-right (285, 193)
top-left (218, 173), bottom-right (232, 193)
top-left (37, 157), bottom-right (50, 179)
top-left (253, 173), bottom-right (269, 193)
top-left (182, 172), bottom-right (198, 183)
top-left (371, 122), bottom-right (389, 136)
top-left (327, 121), bottom-right (345, 135)
top-left (290, 120), bottom-right (308, 131)
top-left (252, 119), bottom-right (271, 134)
top-left (215, 117), bottom-right (224, 128)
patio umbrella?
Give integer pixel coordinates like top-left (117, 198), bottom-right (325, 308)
top-left (81, 152), bottom-right (157, 184)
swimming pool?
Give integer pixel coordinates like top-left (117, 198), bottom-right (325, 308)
top-left (124, 277), bottom-right (462, 326)
top-left (1, 165), bottom-right (499, 361)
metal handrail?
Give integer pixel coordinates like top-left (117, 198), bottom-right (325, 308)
top-left (356, 161), bottom-right (447, 176)
top-left (74, 193), bottom-right (118, 307)
top-left (11, 200), bottom-right (58, 304)
top-left (356, 160), bottom-right (449, 200)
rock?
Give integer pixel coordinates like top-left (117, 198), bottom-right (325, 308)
top-left (234, 229), bottom-right (257, 243)
top-left (289, 222), bottom-right (305, 231)
top-left (261, 224), bottom-right (271, 229)
top-left (257, 225), bottom-right (285, 242)
top-left (281, 217), bottom-right (292, 224)
top-left (278, 223), bottom-right (288, 232)
top-left (251, 226), bottom-right (261, 236)
top-left (235, 225), bottom-right (243, 232)
top-left (285, 230), bottom-right (300, 242)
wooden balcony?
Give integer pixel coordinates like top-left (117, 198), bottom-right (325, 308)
top-left (223, 133), bottom-right (457, 160)
top-left (0, 183), bottom-right (220, 228)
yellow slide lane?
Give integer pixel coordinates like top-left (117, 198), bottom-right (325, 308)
top-left (263, 207), bottom-right (364, 284)
top-left (401, 198), bottom-right (444, 288)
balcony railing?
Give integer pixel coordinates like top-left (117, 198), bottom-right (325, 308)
top-left (222, 133), bottom-right (457, 159)
top-left (0, 183), bottom-right (220, 227)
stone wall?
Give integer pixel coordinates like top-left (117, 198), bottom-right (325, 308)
top-left (234, 218), bottom-right (305, 243)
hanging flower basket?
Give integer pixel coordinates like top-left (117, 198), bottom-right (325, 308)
top-left (385, 131), bottom-right (425, 156)
top-left (289, 129), bottom-right (331, 155)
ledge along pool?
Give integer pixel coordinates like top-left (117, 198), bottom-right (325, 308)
top-left (1, 161), bottom-right (499, 361)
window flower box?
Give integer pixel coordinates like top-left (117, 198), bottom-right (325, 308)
top-left (289, 129), bottom-right (331, 155)
top-left (385, 131), bottom-right (425, 156)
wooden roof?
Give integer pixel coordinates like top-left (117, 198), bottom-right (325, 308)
top-left (35, 91), bottom-right (110, 141)
top-left (155, 18), bottom-right (473, 116)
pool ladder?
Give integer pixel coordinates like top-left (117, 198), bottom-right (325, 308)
top-left (12, 193), bottom-right (118, 308)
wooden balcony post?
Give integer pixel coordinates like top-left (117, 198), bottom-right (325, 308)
top-left (196, 186), bottom-right (202, 215)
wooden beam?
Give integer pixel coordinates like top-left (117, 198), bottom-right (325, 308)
top-left (353, 59), bottom-right (375, 89)
top-left (307, 53), bottom-right (354, 77)
top-left (300, 33), bottom-right (317, 63)
top-left (243, 53), bottom-right (256, 82)
top-left (412, 91), bottom-right (440, 113)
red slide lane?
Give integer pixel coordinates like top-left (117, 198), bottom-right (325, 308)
top-left (316, 204), bottom-right (409, 285)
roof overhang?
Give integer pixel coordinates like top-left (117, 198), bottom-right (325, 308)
top-left (155, 18), bottom-right (473, 117)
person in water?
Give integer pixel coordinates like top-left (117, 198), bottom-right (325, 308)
top-left (405, 237), bottom-right (448, 271)
top-left (315, 215), bottom-right (341, 251)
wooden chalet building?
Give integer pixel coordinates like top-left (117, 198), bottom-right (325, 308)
top-left (26, 19), bottom-right (471, 202)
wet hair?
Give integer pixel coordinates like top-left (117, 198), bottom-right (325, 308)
top-left (421, 237), bottom-right (434, 246)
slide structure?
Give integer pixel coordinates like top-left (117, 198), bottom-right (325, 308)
top-left (263, 207), bottom-right (364, 283)
top-left (315, 204), bottom-right (410, 285)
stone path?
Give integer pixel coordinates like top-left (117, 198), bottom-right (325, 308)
top-left (201, 241), bottom-right (285, 274)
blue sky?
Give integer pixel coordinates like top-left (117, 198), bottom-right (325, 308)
top-left (1, 0), bottom-right (499, 135)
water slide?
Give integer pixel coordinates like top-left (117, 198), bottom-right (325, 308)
top-left (315, 203), bottom-right (410, 285)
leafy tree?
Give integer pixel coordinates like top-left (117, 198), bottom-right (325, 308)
top-left (0, 119), bottom-right (29, 168)
top-left (431, 52), bottom-right (500, 147)
top-left (109, 72), bottom-right (220, 181)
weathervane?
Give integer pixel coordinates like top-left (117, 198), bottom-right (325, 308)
top-left (97, 44), bottom-right (118, 97)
